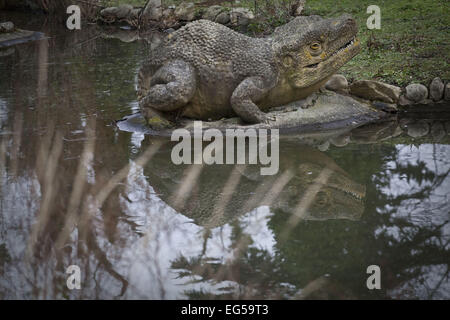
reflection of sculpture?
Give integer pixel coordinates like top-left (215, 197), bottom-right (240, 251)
top-left (99, 26), bottom-right (165, 50)
top-left (143, 139), bottom-right (366, 228)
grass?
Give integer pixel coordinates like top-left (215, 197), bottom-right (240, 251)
top-left (101, 0), bottom-right (449, 86)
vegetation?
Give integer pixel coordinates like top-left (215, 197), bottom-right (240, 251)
top-left (100, 0), bottom-right (449, 87)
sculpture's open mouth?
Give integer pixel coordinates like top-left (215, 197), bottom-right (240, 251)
top-left (305, 36), bottom-right (359, 69)
top-left (331, 36), bottom-right (359, 58)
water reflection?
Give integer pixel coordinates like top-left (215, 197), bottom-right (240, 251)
top-left (0, 12), bottom-right (448, 300)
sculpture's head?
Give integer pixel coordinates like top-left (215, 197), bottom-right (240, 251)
top-left (272, 14), bottom-right (360, 89)
top-left (273, 162), bottom-right (366, 221)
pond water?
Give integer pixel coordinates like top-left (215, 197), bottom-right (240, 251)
top-left (0, 12), bottom-right (449, 299)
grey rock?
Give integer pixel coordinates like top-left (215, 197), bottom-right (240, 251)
top-left (202, 5), bottom-right (224, 22)
top-left (325, 74), bottom-right (348, 92)
top-left (137, 91), bottom-right (384, 135)
top-left (444, 83), bottom-right (450, 101)
top-left (100, 7), bottom-right (117, 17)
top-left (230, 8), bottom-right (255, 26)
top-left (406, 120), bottom-right (429, 138)
top-left (291, 0), bottom-right (306, 16)
top-left (142, 0), bottom-right (162, 21)
top-left (405, 83), bottom-right (428, 103)
top-left (398, 94), bottom-right (413, 106)
top-left (116, 4), bottom-right (133, 19)
top-left (144, 0), bottom-right (161, 7)
top-left (175, 2), bottom-right (197, 21)
top-left (0, 21), bottom-right (14, 33)
top-left (429, 77), bottom-right (444, 101)
top-left (100, 5), bottom-right (132, 20)
top-left (371, 101), bottom-right (397, 113)
top-left (349, 80), bottom-right (401, 103)
top-left (215, 11), bottom-right (230, 25)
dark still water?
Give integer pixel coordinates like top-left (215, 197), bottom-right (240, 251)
top-left (0, 12), bottom-right (449, 299)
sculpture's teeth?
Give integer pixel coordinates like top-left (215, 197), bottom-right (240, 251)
top-left (333, 37), bottom-right (356, 56)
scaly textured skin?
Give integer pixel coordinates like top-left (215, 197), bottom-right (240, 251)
top-left (138, 15), bottom-right (360, 125)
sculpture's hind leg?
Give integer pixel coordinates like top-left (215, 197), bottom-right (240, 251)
top-left (139, 59), bottom-right (196, 128)
top-left (231, 77), bottom-right (277, 124)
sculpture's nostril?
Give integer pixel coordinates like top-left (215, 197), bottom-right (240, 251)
top-left (338, 14), bottom-right (356, 27)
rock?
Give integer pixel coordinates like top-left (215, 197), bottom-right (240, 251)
top-left (215, 11), bottom-right (230, 25)
top-left (398, 94), bottom-right (413, 106)
top-left (100, 5), bottom-right (133, 20)
top-left (372, 101), bottom-right (397, 113)
top-left (429, 77), bottom-right (444, 101)
top-left (175, 2), bottom-right (197, 21)
top-left (133, 91), bottom-right (384, 135)
top-left (202, 5), bottom-right (224, 22)
top-left (116, 4), bottom-right (133, 19)
top-left (230, 8), bottom-right (255, 27)
top-left (405, 83), bottom-right (428, 103)
top-left (444, 83), bottom-right (450, 101)
top-left (430, 122), bottom-right (446, 140)
top-left (142, 0), bottom-right (162, 21)
top-left (349, 80), bottom-right (401, 103)
top-left (100, 7), bottom-right (118, 18)
top-left (291, 0), bottom-right (306, 16)
top-left (0, 21), bottom-right (14, 33)
top-left (406, 120), bottom-right (429, 138)
top-left (143, 0), bottom-right (161, 8)
top-left (325, 74), bottom-right (348, 92)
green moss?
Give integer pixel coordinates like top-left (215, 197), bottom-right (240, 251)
top-left (147, 115), bottom-right (174, 129)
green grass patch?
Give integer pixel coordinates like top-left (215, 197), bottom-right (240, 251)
top-left (102, 0), bottom-right (449, 86)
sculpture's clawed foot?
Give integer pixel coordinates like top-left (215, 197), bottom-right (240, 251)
top-left (261, 114), bottom-right (277, 124)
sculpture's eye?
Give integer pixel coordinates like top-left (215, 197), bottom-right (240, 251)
top-left (310, 42), bottom-right (321, 51)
